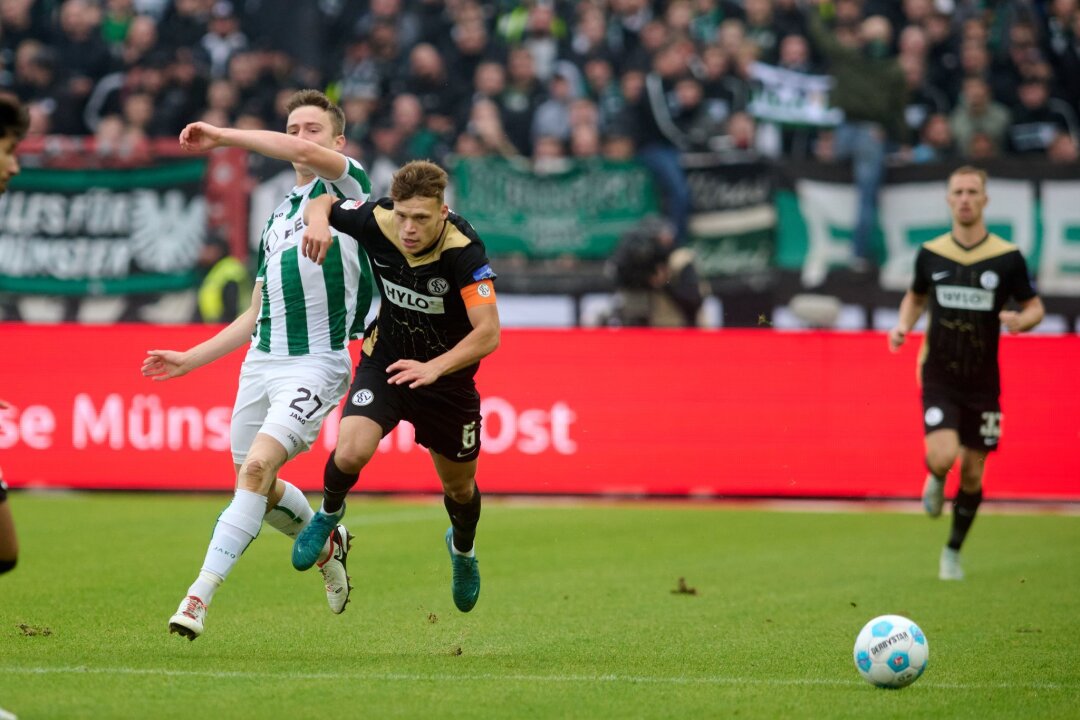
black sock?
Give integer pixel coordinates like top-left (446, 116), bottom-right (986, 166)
top-left (322, 451), bottom-right (359, 515)
top-left (947, 488), bottom-right (983, 551)
top-left (445, 486), bottom-right (481, 553)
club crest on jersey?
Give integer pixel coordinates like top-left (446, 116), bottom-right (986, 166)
top-left (351, 389), bottom-right (374, 406)
top-left (381, 277), bottom-right (446, 314)
top-left (427, 277), bottom-right (450, 296)
top-left (925, 407), bottom-right (944, 426)
top-left (980, 271), bottom-right (999, 290)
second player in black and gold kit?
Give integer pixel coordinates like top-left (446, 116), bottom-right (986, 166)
top-left (889, 166), bottom-right (1044, 581)
top-left (293, 160), bottom-right (500, 613)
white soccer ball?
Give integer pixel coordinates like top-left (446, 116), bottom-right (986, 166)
top-left (853, 614), bottom-right (929, 688)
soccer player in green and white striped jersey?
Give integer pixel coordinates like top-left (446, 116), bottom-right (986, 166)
top-left (141, 90), bottom-right (373, 640)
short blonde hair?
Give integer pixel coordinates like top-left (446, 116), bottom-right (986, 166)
top-left (948, 165), bottom-right (988, 190)
top-left (391, 160), bottom-right (448, 203)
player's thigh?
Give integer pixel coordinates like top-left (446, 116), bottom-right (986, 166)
top-left (409, 382), bottom-right (482, 463)
top-left (924, 428), bottom-right (960, 467)
top-left (261, 354), bottom-right (351, 459)
top-left (231, 360), bottom-right (273, 466)
top-left (334, 415), bottom-right (385, 472)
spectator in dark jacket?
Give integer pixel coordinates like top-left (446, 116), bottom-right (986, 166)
top-left (1005, 76), bottom-right (1079, 155)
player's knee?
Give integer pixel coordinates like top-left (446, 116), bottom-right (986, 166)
top-left (333, 436), bottom-right (375, 474)
top-left (925, 452), bottom-right (954, 477)
top-left (444, 481), bottom-right (476, 505)
top-left (0, 556), bottom-right (16, 575)
top-left (237, 456), bottom-right (274, 490)
top-left (332, 446), bottom-right (370, 474)
top-left (958, 473), bottom-right (983, 493)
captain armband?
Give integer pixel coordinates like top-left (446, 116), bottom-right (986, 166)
top-left (461, 280), bottom-right (497, 308)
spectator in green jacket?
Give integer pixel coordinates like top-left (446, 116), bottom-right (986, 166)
top-left (808, 4), bottom-right (906, 272)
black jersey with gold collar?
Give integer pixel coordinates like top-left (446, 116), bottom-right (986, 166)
top-left (329, 197), bottom-right (497, 379)
top-left (911, 232), bottom-right (1037, 392)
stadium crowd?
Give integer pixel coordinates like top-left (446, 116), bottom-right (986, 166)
top-left (2, 0), bottom-right (1078, 173)
top-left (2, 0), bottom-right (1079, 321)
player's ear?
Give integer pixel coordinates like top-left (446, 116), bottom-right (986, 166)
top-left (334, 134), bottom-right (346, 151)
top-left (440, 204), bottom-right (449, 220)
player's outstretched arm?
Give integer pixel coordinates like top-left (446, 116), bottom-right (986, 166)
top-left (1000, 296), bottom-right (1045, 335)
top-left (301, 194), bottom-right (338, 264)
top-left (888, 290), bottom-right (928, 352)
top-left (141, 282), bottom-right (262, 381)
top-left (387, 304), bottom-right (501, 389)
top-left (179, 123), bottom-right (347, 181)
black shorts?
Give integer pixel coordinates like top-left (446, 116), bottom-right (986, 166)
top-left (921, 383), bottom-right (1002, 452)
top-left (342, 352), bottom-right (482, 462)
top-left (0, 478), bottom-right (7, 503)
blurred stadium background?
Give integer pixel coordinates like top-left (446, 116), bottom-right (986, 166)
top-left (0, 0), bottom-right (1078, 501)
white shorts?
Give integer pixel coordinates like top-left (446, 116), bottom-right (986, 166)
top-left (230, 346), bottom-right (351, 464)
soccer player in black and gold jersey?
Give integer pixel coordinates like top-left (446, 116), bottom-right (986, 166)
top-left (294, 160), bottom-right (499, 613)
top-left (888, 166), bottom-right (1044, 580)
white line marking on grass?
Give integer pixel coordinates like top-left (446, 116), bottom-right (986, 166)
top-left (2, 667), bottom-right (1075, 691)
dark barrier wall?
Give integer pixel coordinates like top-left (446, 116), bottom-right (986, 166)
top-left (1, 324), bottom-right (1077, 500)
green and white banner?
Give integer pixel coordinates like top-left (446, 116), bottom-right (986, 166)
top-left (0, 159), bottom-right (208, 295)
top-left (449, 157), bottom-right (656, 260)
top-left (776, 163), bottom-right (1080, 295)
top-left (747, 62), bottom-right (843, 128)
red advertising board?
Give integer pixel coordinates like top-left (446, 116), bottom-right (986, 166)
top-left (1, 324), bottom-right (1077, 500)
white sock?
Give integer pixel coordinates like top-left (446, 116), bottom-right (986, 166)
top-left (263, 480), bottom-right (313, 540)
top-left (187, 570), bottom-right (223, 605)
top-left (450, 542), bottom-right (476, 559)
top-left (264, 482), bottom-right (334, 563)
top-left (191, 489), bottom-right (266, 604)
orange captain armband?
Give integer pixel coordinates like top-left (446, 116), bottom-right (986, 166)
top-left (461, 279), bottom-right (497, 308)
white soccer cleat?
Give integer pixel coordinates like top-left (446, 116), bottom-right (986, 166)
top-left (939, 547), bottom-right (964, 581)
top-left (168, 595), bottom-right (207, 640)
top-left (317, 524), bottom-right (353, 614)
top-left (922, 474), bottom-right (945, 518)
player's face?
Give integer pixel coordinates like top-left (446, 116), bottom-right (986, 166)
top-left (0, 134), bottom-right (21, 194)
top-left (946, 172), bottom-right (987, 227)
top-left (392, 195), bottom-right (449, 255)
top-left (285, 105), bottom-right (344, 170)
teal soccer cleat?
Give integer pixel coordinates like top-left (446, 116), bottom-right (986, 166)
top-left (293, 508), bottom-right (343, 571)
top-left (445, 527), bottom-right (480, 612)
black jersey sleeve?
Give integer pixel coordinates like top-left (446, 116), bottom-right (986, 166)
top-left (328, 199), bottom-right (375, 243)
top-left (1004, 250), bottom-right (1038, 303)
top-left (451, 241), bottom-right (497, 290)
top-left (910, 247), bottom-right (931, 295)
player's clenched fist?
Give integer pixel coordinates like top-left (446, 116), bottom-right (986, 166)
top-left (887, 326), bottom-right (907, 352)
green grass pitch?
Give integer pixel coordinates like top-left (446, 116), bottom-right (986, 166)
top-left (1, 493), bottom-right (1077, 719)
